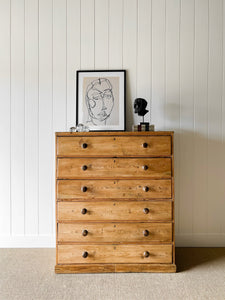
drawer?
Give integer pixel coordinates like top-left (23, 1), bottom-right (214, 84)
top-left (58, 222), bottom-right (172, 243)
top-left (58, 244), bottom-right (172, 264)
top-left (57, 136), bottom-right (171, 157)
top-left (57, 179), bottom-right (172, 200)
top-left (57, 158), bottom-right (172, 179)
top-left (57, 201), bottom-right (172, 222)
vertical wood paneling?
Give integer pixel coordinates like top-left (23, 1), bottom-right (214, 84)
top-left (193, 0), bottom-right (209, 233)
top-left (52, 0), bottom-right (67, 235)
top-left (108, 0), bottom-right (123, 68)
top-left (1, 0), bottom-right (225, 246)
top-left (123, 0), bottom-right (137, 130)
top-left (39, 0), bottom-right (53, 235)
top-left (222, 0), bottom-right (225, 233)
top-left (81, 0), bottom-right (94, 69)
top-left (137, 0), bottom-right (151, 118)
top-left (67, 0), bottom-right (80, 129)
top-left (165, 0), bottom-right (180, 130)
top-left (152, 0), bottom-right (166, 130)
top-left (24, 0), bottom-right (39, 235)
top-left (179, 0), bottom-right (195, 234)
top-left (0, 0), bottom-right (11, 235)
top-left (95, 0), bottom-right (108, 68)
top-left (53, 0), bottom-right (67, 132)
top-left (207, 0), bottom-right (223, 233)
top-left (11, 0), bottom-right (25, 235)
top-left (165, 0), bottom-right (180, 233)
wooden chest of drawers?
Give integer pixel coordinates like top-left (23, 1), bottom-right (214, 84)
top-left (55, 131), bottom-right (176, 273)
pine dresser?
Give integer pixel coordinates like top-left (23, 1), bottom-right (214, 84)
top-left (55, 131), bottom-right (176, 273)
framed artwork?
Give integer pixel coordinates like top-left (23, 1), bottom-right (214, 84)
top-left (76, 70), bottom-right (126, 131)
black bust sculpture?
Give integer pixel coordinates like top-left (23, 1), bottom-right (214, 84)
top-left (134, 98), bottom-right (149, 117)
top-left (133, 98), bottom-right (153, 131)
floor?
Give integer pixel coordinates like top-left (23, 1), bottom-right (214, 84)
top-left (0, 248), bottom-right (225, 300)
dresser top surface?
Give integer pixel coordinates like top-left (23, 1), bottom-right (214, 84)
top-left (56, 131), bottom-right (174, 137)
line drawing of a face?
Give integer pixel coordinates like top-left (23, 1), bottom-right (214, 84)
top-left (85, 78), bottom-right (114, 125)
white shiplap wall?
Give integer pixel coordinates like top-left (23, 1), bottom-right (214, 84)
top-left (0, 0), bottom-right (225, 247)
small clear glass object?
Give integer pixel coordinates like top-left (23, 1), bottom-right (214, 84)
top-left (70, 124), bottom-right (90, 132)
top-left (83, 125), bottom-right (90, 132)
top-left (70, 126), bottom-right (76, 132)
top-left (75, 124), bottom-right (90, 132)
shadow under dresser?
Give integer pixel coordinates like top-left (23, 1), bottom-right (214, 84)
top-left (55, 131), bottom-right (176, 273)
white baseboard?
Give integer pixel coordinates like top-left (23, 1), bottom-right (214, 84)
top-left (0, 234), bottom-right (224, 248)
top-left (0, 235), bottom-right (55, 248)
top-left (176, 233), bottom-right (225, 247)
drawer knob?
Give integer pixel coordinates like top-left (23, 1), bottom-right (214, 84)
top-left (81, 208), bottom-right (87, 215)
top-left (82, 165), bottom-right (88, 171)
top-left (82, 251), bottom-right (88, 258)
top-left (143, 230), bottom-right (149, 237)
top-left (142, 165), bottom-right (148, 170)
top-left (142, 142), bottom-right (148, 148)
top-left (81, 186), bottom-right (87, 192)
top-left (82, 143), bottom-right (88, 149)
top-left (143, 251), bottom-right (150, 258)
top-left (143, 208), bottom-right (149, 214)
top-left (82, 229), bottom-right (88, 236)
top-left (143, 186), bottom-right (149, 192)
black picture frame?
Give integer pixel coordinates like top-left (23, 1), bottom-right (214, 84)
top-left (76, 70), bottom-right (126, 131)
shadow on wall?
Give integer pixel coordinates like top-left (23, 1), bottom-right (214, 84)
top-left (176, 247), bottom-right (225, 272)
top-left (124, 90), bottom-right (225, 236)
top-left (125, 72), bottom-right (134, 130)
top-left (165, 101), bottom-right (225, 235)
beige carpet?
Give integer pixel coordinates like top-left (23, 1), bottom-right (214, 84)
top-left (0, 248), bottom-right (225, 300)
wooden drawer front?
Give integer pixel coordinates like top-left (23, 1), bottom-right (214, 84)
top-left (58, 223), bottom-right (172, 243)
top-left (57, 179), bottom-right (171, 200)
top-left (58, 244), bottom-right (172, 264)
top-left (57, 201), bottom-right (172, 222)
top-left (57, 158), bottom-right (172, 179)
top-left (57, 136), bottom-right (171, 157)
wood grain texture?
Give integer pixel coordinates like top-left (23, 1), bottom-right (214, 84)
top-left (57, 179), bottom-right (172, 200)
top-left (56, 136), bottom-right (172, 157)
top-left (58, 244), bottom-right (172, 264)
top-left (56, 132), bottom-right (174, 136)
top-left (55, 263), bottom-right (115, 273)
top-left (2, 0), bottom-right (225, 249)
top-left (115, 263), bottom-right (176, 273)
top-left (55, 263), bottom-right (177, 273)
top-left (56, 132), bottom-right (174, 272)
top-left (57, 158), bottom-right (172, 179)
top-left (55, 130), bottom-right (58, 263)
top-left (57, 201), bottom-right (172, 222)
top-left (58, 222), bottom-right (172, 243)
